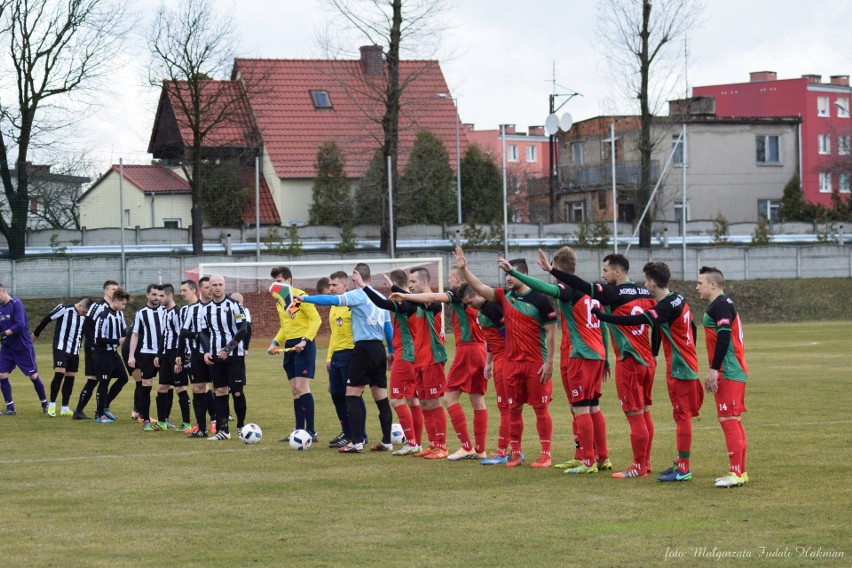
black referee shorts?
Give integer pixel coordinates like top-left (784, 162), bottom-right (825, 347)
top-left (348, 340), bottom-right (387, 389)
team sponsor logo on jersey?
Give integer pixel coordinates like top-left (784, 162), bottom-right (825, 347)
top-left (547, 311), bottom-right (557, 319)
top-left (648, 309), bottom-right (659, 320)
top-left (594, 283), bottom-right (604, 293)
top-left (717, 318), bottom-right (731, 326)
top-left (336, 317), bottom-right (343, 327)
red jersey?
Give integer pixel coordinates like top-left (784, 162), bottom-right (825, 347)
top-left (494, 287), bottom-right (557, 364)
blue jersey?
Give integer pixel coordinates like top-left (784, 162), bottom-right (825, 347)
top-left (303, 290), bottom-right (389, 343)
top-left (0, 296), bottom-right (35, 352)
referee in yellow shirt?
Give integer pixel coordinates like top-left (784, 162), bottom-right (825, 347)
top-left (324, 271), bottom-right (368, 448)
top-left (267, 266), bottom-right (321, 442)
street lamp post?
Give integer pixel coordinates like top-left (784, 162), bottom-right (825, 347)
top-left (437, 93), bottom-right (462, 225)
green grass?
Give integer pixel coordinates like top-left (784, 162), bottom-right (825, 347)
top-left (2, 322), bottom-right (851, 567)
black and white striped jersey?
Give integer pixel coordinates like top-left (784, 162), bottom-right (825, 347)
top-left (33, 304), bottom-right (85, 355)
top-left (132, 305), bottom-right (164, 355)
top-left (93, 307), bottom-right (127, 352)
top-left (162, 306), bottom-right (181, 353)
top-left (199, 297), bottom-right (247, 357)
top-left (180, 301), bottom-right (205, 354)
top-left (82, 299), bottom-right (109, 346)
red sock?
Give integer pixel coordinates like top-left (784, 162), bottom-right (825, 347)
top-left (393, 403), bottom-right (413, 446)
top-left (423, 407), bottom-right (437, 449)
top-left (496, 406), bottom-right (510, 457)
top-left (509, 408), bottom-right (524, 456)
top-left (643, 410), bottom-right (654, 472)
top-left (433, 406), bottom-right (447, 450)
top-left (410, 404), bottom-right (424, 447)
top-left (591, 409), bottom-right (608, 461)
top-left (720, 419), bottom-right (744, 475)
top-left (571, 413), bottom-right (582, 459)
top-left (626, 413), bottom-right (649, 471)
top-left (447, 403), bottom-right (472, 451)
top-left (675, 418), bottom-right (692, 472)
top-left (473, 408), bottom-right (488, 455)
top-left (736, 419), bottom-right (747, 473)
top-left (574, 412), bottom-right (594, 466)
top-left (533, 405), bottom-right (552, 457)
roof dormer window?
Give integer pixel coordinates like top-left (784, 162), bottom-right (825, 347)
top-left (310, 90), bottom-right (332, 109)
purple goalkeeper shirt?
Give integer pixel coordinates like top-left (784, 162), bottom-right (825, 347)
top-left (0, 296), bottom-right (35, 352)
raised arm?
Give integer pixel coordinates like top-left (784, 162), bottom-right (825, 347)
top-left (297, 294), bottom-right (341, 307)
top-left (388, 291), bottom-right (447, 304)
top-left (549, 267), bottom-right (595, 296)
top-left (455, 246), bottom-right (495, 302)
top-left (497, 257), bottom-right (562, 299)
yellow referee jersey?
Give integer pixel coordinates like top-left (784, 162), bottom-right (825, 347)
top-left (327, 305), bottom-right (354, 362)
top-left (272, 286), bottom-right (321, 344)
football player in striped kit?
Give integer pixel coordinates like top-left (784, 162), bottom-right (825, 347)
top-left (32, 298), bottom-right (92, 417)
top-left (156, 284), bottom-right (192, 431)
top-left (127, 284), bottom-right (165, 432)
top-left (92, 288), bottom-right (132, 423)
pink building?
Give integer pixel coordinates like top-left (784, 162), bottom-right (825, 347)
top-left (694, 71), bottom-right (852, 207)
top-left (466, 124), bottom-right (550, 222)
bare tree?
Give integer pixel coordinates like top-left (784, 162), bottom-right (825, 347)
top-left (321, 0), bottom-right (449, 253)
top-left (147, 0), bottom-right (262, 254)
top-left (26, 157), bottom-right (92, 229)
top-left (597, 0), bottom-right (703, 247)
top-left (0, 0), bottom-right (129, 258)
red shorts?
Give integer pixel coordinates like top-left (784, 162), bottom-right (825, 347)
top-left (390, 359), bottom-right (417, 399)
top-left (715, 378), bottom-right (747, 417)
top-left (447, 343), bottom-right (487, 394)
top-left (615, 357), bottom-right (655, 413)
top-left (504, 360), bottom-right (552, 409)
top-left (415, 363), bottom-right (446, 400)
top-left (666, 375), bottom-right (704, 421)
top-left (563, 358), bottom-right (605, 404)
top-left (492, 353), bottom-right (508, 409)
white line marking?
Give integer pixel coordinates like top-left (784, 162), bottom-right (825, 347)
top-left (0, 445), bottom-right (271, 465)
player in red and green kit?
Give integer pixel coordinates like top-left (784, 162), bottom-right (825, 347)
top-left (459, 285), bottom-right (511, 465)
top-left (502, 247), bottom-right (612, 474)
top-left (549, 253), bottom-right (656, 479)
top-left (388, 269), bottom-right (449, 459)
top-left (696, 266), bottom-right (749, 488)
top-left (391, 265), bottom-right (488, 461)
top-left (593, 262), bottom-right (703, 482)
top-left (456, 247), bottom-right (557, 469)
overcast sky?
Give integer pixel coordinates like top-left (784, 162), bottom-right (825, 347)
top-left (58, 0), bottom-right (852, 173)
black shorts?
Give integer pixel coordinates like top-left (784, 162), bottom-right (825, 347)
top-left (160, 350), bottom-right (188, 388)
top-left (348, 340), bottom-right (387, 389)
top-left (93, 350), bottom-right (128, 382)
top-left (135, 353), bottom-right (159, 380)
top-left (53, 350), bottom-right (80, 373)
top-left (210, 357), bottom-right (246, 390)
top-left (190, 352), bottom-right (210, 384)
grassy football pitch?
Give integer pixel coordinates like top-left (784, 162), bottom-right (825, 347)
top-left (1, 321), bottom-right (850, 567)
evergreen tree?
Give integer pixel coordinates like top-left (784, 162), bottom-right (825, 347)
top-left (460, 144), bottom-right (503, 224)
top-left (309, 140), bottom-right (353, 225)
top-left (778, 174), bottom-right (809, 222)
top-left (397, 129), bottom-right (455, 225)
top-left (353, 149), bottom-right (385, 226)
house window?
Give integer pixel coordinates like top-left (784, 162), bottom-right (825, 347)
top-left (755, 135), bottom-right (780, 163)
top-left (571, 142), bottom-right (584, 165)
top-left (757, 199), bottom-right (780, 222)
top-left (817, 96), bottom-right (830, 117)
top-left (124, 209), bottom-right (131, 226)
top-left (618, 203), bottom-right (636, 223)
top-left (819, 172), bottom-right (832, 193)
top-left (841, 174), bottom-right (850, 194)
top-left (839, 135), bottom-right (850, 156)
top-left (568, 201), bottom-right (585, 223)
top-left (310, 90), bottom-right (333, 109)
top-left (837, 98), bottom-right (850, 118)
top-left (672, 134), bottom-right (684, 164)
top-left (818, 134), bottom-right (831, 155)
top-left (674, 202), bottom-right (689, 222)
top-left (526, 145), bottom-right (537, 162)
top-left (30, 200), bottom-right (38, 214)
top-left (163, 219), bottom-right (181, 229)
top-left (507, 144), bottom-right (518, 162)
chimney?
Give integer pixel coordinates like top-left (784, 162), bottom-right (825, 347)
top-left (501, 124), bottom-right (516, 135)
top-left (830, 75), bottom-right (850, 87)
top-left (749, 71), bottom-right (777, 82)
top-left (528, 125), bottom-right (544, 136)
top-left (801, 74), bottom-right (822, 84)
top-left (360, 45), bottom-right (384, 77)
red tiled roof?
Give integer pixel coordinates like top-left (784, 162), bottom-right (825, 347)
top-left (148, 81), bottom-right (256, 153)
top-left (113, 164), bottom-right (190, 193)
top-left (234, 58), bottom-right (468, 178)
top-left (240, 170), bottom-right (280, 225)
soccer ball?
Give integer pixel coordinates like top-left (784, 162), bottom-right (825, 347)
top-left (239, 423), bottom-right (263, 444)
top-left (390, 423), bottom-right (406, 446)
top-left (288, 429), bottom-right (313, 451)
